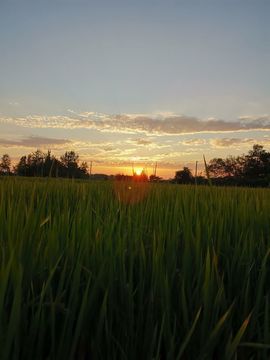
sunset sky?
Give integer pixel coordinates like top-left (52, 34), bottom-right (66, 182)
top-left (1, 0), bottom-right (269, 178)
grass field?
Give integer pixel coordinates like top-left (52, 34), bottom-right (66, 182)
top-left (0, 177), bottom-right (270, 359)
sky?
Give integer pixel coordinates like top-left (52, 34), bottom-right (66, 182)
top-left (0, 0), bottom-right (270, 178)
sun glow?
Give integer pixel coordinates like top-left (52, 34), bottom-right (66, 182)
top-left (134, 168), bottom-right (143, 176)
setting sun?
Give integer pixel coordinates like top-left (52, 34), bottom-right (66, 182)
top-left (134, 168), bottom-right (143, 176)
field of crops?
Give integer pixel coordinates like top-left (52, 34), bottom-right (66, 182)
top-left (0, 177), bottom-right (270, 359)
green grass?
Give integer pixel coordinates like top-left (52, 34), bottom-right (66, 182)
top-left (0, 177), bottom-right (270, 359)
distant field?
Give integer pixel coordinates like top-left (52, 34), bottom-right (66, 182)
top-left (0, 177), bottom-right (270, 359)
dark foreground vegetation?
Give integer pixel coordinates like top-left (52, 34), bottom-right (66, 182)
top-left (0, 144), bottom-right (270, 187)
top-left (174, 144), bottom-right (270, 187)
top-left (0, 177), bottom-right (270, 359)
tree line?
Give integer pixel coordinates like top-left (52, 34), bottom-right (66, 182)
top-left (174, 144), bottom-right (270, 187)
top-left (0, 144), bottom-right (270, 186)
top-left (0, 150), bottom-right (89, 178)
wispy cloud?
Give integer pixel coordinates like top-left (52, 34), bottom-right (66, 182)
top-left (210, 137), bottom-right (270, 148)
top-left (8, 101), bottom-right (20, 107)
top-left (0, 136), bottom-right (71, 149)
top-left (133, 138), bottom-right (153, 146)
top-left (181, 139), bottom-right (207, 146)
top-left (1, 113), bottom-right (270, 135)
top-left (127, 138), bottom-right (170, 149)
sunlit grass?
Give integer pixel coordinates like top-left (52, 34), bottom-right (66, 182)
top-left (0, 177), bottom-right (270, 359)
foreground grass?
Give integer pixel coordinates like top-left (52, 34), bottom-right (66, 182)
top-left (0, 177), bottom-right (270, 359)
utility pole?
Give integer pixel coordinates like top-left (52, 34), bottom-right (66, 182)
top-left (89, 161), bottom-right (93, 176)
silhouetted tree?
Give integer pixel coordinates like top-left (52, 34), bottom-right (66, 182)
top-left (60, 151), bottom-right (79, 167)
top-left (174, 167), bottom-right (194, 184)
top-left (80, 161), bottom-right (88, 174)
top-left (208, 158), bottom-right (226, 178)
top-left (60, 151), bottom-right (79, 178)
top-left (15, 156), bottom-right (29, 176)
top-left (208, 156), bottom-right (244, 178)
top-left (43, 151), bottom-right (64, 177)
top-left (242, 144), bottom-right (270, 178)
top-left (27, 150), bottom-right (46, 176)
top-left (224, 156), bottom-right (244, 177)
top-left (207, 144), bottom-right (270, 186)
top-left (0, 154), bottom-right (11, 175)
top-left (14, 150), bottom-right (88, 179)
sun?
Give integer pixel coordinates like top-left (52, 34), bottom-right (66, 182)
top-left (134, 168), bottom-right (143, 176)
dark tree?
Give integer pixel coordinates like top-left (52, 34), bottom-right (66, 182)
top-left (208, 158), bottom-right (226, 178)
top-left (0, 154), bottom-right (11, 175)
top-left (174, 167), bottom-right (194, 184)
top-left (60, 151), bottom-right (79, 178)
top-left (15, 156), bottom-right (27, 176)
top-left (242, 144), bottom-right (270, 178)
top-left (43, 151), bottom-right (54, 176)
top-left (208, 156), bottom-right (244, 178)
top-left (80, 161), bottom-right (88, 173)
top-left (14, 151), bottom-right (45, 177)
top-left (207, 144), bottom-right (270, 186)
top-left (224, 156), bottom-right (244, 177)
top-left (60, 151), bottom-right (79, 167)
top-left (27, 150), bottom-right (46, 176)
top-left (43, 151), bottom-right (64, 177)
top-left (59, 151), bottom-right (89, 178)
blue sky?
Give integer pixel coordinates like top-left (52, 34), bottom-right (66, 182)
top-left (0, 0), bottom-right (270, 177)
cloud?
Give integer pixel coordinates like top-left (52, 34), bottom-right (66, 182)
top-left (2, 113), bottom-right (270, 135)
top-left (8, 101), bottom-right (20, 107)
top-left (0, 134), bottom-right (203, 168)
top-left (238, 115), bottom-right (269, 121)
top-left (210, 137), bottom-right (270, 148)
top-left (181, 139), bottom-right (207, 146)
top-left (133, 138), bottom-right (153, 146)
top-left (0, 136), bottom-right (71, 149)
